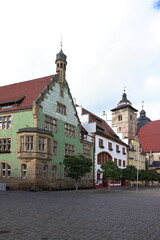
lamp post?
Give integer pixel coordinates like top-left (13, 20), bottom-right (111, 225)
top-left (59, 161), bottom-right (62, 188)
top-left (136, 150), bottom-right (140, 192)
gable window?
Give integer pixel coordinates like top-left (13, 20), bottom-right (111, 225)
top-left (97, 127), bottom-right (104, 133)
top-left (65, 123), bottom-right (75, 138)
top-left (99, 139), bottom-right (104, 148)
top-left (118, 115), bottom-right (122, 121)
top-left (65, 144), bottom-right (75, 156)
top-left (60, 85), bottom-right (64, 97)
top-left (0, 115), bottom-right (11, 129)
top-left (0, 138), bottom-right (11, 153)
top-left (45, 115), bottom-right (57, 132)
top-left (57, 102), bottom-right (66, 115)
top-left (21, 164), bottom-right (27, 178)
top-left (0, 163), bottom-right (11, 177)
top-left (53, 141), bottom-right (58, 155)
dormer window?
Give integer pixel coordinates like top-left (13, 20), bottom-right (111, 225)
top-left (0, 96), bottom-right (25, 110)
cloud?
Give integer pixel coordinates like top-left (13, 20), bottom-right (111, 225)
top-left (0, 0), bottom-right (160, 121)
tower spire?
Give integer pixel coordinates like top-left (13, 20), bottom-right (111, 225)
top-left (60, 35), bottom-right (63, 49)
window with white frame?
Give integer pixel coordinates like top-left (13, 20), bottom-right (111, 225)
top-left (38, 137), bottom-right (45, 152)
top-left (26, 136), bottom-right (34, 151)
top-left (0, 138), bottom-right (11, 153)
top-left (51, 166), bottom-right (56, 178)
top-left (0, 163), bottom-right (11, 177)
top-left (45, 115), bottom-right (57, 132)
top-left (20, 136), bottom-right (34, 152)
top-left (0, 115), bottom-right (11, 129)
top-left (53, 141), bottom-right (58, 155)
top-left (65, 144), bottom-right (75, 156)
top-left (57, 102), bottom-right (66, 115)
top-left (64, 123), bottom-right (75, 138)
top-left (21, 164), bottom-right (27, 178)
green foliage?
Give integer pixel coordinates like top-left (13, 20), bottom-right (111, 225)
top-left (121, 165), bottom-right (137, 182)
top-left (63, 154), bottom-right (92, 182)
top-left (148, 169), bottom-right (160, 182)
top-left (139, 169), bottom-right (150, 182)
top-left (101, 160), bottom-right (120, 181)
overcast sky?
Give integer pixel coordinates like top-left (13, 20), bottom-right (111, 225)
top-left (0, 0), bottom-right (160, 120)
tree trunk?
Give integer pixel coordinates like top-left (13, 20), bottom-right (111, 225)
top-left (108, 179), bottom-right (110, 190)
top-left (75, 181), bottom-right (79, 192)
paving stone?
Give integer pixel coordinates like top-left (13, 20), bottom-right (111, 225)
top-left (1, 188), bottom-right (160, 239)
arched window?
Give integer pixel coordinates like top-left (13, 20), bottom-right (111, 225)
top-left (130, 114), bottom-right (132, 121)
top-left (118, 115), bottom-right (122, 121)
top-left (97, 152), bottom-right (112, 164)
top-left (21, 164), bottom-right (27, 178)
top-left (0, 163), bottom-right (11, 177)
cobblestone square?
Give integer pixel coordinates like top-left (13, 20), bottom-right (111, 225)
top-left (1, 187), bottom-right (160, 240)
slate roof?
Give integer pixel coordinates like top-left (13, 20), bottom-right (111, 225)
top-left (111, 91), bottom-right (138, 112)
top-left (138, 120), bottom-right (160, 153)
top-left (137, 109), bottom-right (151, 129)
top-left (0, 75), bottom-right (55, 113)
top-left (82, 108), bottom-right (128, 147)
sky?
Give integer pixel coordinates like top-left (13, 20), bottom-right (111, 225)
top-left (0, 0), bottom-right (160, 120)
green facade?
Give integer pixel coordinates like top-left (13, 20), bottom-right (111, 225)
top-left (0, 78), bottom-right (94, 189)
top-left (0, 110), bottom-right (34, 178)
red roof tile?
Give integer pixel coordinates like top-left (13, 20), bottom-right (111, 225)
top-left (138, 120), bottom-right (160, 153)
top-left (82, 107), bottom-right (127, 146)
top-left (0, 75), bottom-right (54, 113)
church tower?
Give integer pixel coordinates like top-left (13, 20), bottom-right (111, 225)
top-left (55, 47), bottom-right (67, 83)
top-left (137, 103), bottom-right (151, 130)
top-left (111, 90), bottom-right (138, 140)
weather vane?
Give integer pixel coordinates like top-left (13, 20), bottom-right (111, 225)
top-left (123, 83), bottom-right (126, 93)
top-left (60, 35), bottom-right (63, 48)
top-left (142, 101), bottom-right (144, 110)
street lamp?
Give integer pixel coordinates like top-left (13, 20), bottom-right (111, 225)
top-left (59, 161), bottom-right (62, 188)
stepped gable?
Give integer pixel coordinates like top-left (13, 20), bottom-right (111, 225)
top-left (82, 108), bottom-right (127, 146)
top-left (0, 75), bottom-right (55, 113)
top-left (138, 120), bottom-right (160, 153)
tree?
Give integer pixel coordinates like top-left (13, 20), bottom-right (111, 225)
top-left (121, 165), bottom-right (137, 186)
top-left (148, 169), bottom-right (159, 185)
top-left (101, 160), bottom-right (120, 189)
top-left (63, 154), bottom-right (92, 192)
